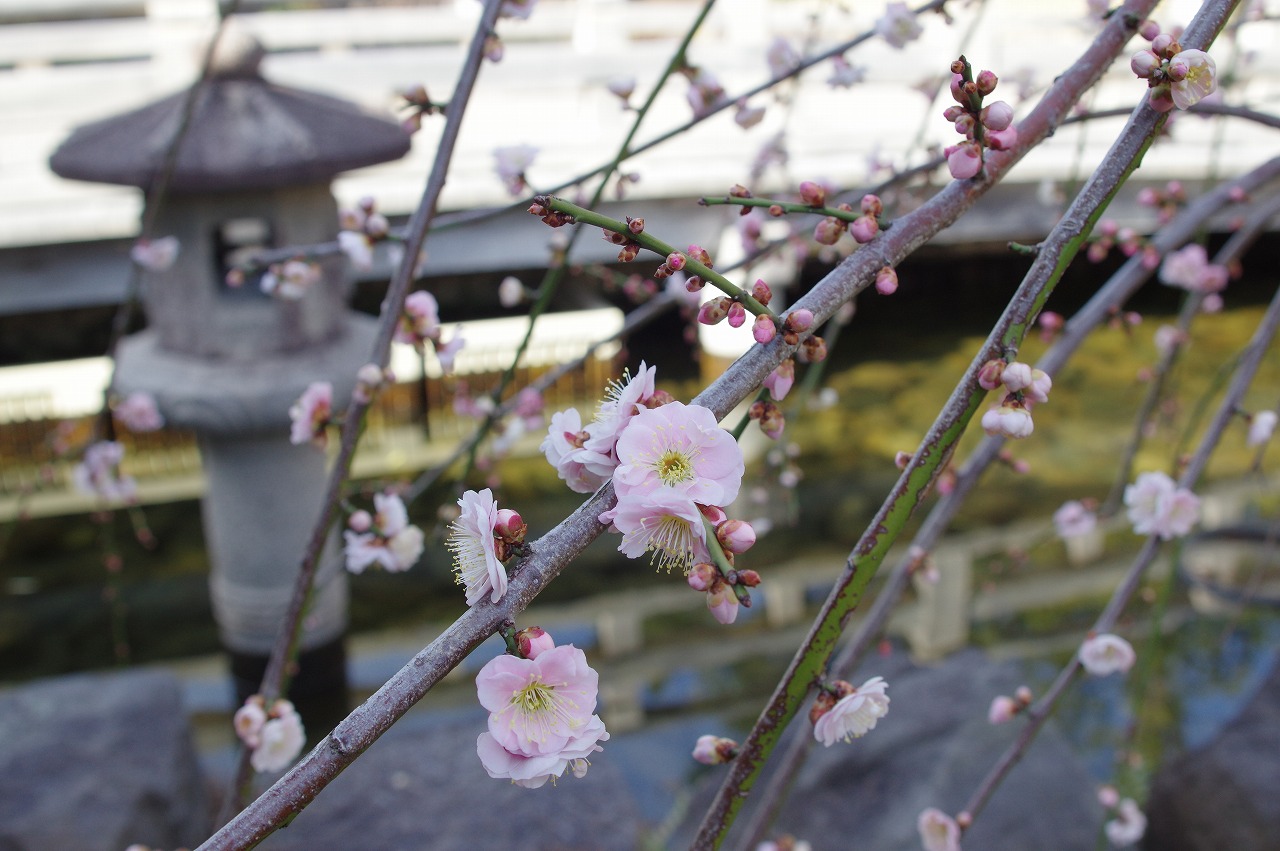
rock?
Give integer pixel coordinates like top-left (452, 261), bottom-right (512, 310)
top-left (262, 709), bottom-right (642, 850)
top-left (1145, 655), bottom-right (1280, 850)
top-left (672, 648), bottom-right (1103, 850)
top-left (0, 668), bottom-right (209, 851)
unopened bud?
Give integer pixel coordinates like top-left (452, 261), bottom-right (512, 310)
top-left (687, 562), bottom-right (718, 592)
top-left (1130, 49), bottom-right (1161, 78)
top-left (977, 358), bottom-right (1006, 390)
top-left (349, 510), bottom-right (373, 532)
top-left (759, 402), bottom-right (785, 439)
top-left (860, 194), bottom-right (883, 217)
top-left (495, 508), bottom-right (527, 543)
top-left (850, 215), bottom-right (879, 244)
top-left (735, 568), bottom-right (761, 587)
top-left (942, 104), bottom-right (966, 122)
top-left (784, 309), bottom-right (814, 333)
top-left (726, 301), bottom-right (747, 328)
top-left (813, 217), bottom-right (843, 245)
top-left (618, 242), bottom-right (639, 262)
top-left (751, 279), bottom-right (773, 305)
top-left (515, 626), bottom-right (555, 660)
top-left (698, 296), bottom-right (732, 326)
top-left (768, 204), bottom-right (786, 217)
top-left (975, 69), bottom-right (997, 96)
top-left (685, 275), bottom-right (705, 293)
top-left (687, 244), bottom-right (713, 267)
top-left (627, 216), bottom-right (644, 234)
top-left (801, 335), bottom-right (827, 362)
top-left (666, 252), bottom-right (686, 271)
top-left (981, 101), bottom-right (1014, 131)
top-left (692, 734), bottom-right (739, 765)
top-left (875, 266), bottom-right (899, 295)
top-left (729, 183), bottom-right (752, 198)
top-left (753, 313), bottom-right (777, 344)
top-left (716, 519), bottom-right (757, 554)
top-left (798, 180), bottom-right (826, 207)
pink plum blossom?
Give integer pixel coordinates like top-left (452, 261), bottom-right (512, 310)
top-left (1159, 243), bottom-right (1227, 293)
top-left (73, 441), bottom-right (136, 502)
top-left (233, 696), bottom-right (268, 749)
top-left (876, 1), bottom-right (923, 49)
top-left (447, 488), bottom-right (507, 604)
top-left (734, 101), bottom-right (767, 130)
top-left (130, 236), bottom-right (180, 272)
top-left (289, 382), bottom-right (332, 447)
top-left (343, 492), bottom-right (425, 573)
top-left (686, 68), bottom-right (728, 118)
top-left (1248, 410), bottom-right (1277, 447)
top-left (582, 361), bottom-right (659, 461)
top-left (1053, 500), bottom-right (1097, 539)
top-left (1105, 798), bottom-right (1147, 846)
top-left (612, 401), bottom-right (744, 510)
top-left (249, 700), bottom-right (306, 773)
top-left (474, 644), bottom-right (607, 788)
top-left (918, 808), bottom-right (961, 851)
top-left (113, 391), bottom-right (164, 432)
top-left (1123, 471), bottom-right (1199, 539)
top-left (812, 676), bottom-right (890, 746)
top-left (1168, 49), bottom-right (1216, 110)
top-left (260, 259), bottom-right (321, 300)
top-left (988, 695), bottom-right (1017, 725)
top-left (395, 290), bottom-right (441, 346)
top-left (337, 230), bottom-right (374, 271)
top-left (766, 37), bottom-right (800, 79)
top-left (600, 489), bottom-right (712, 574)
top-left (828, 55), bottom-right (865, 88)
top-left (1079, 633), bottom-right (1136, 676)
top-left (540, 408), bottom-right (613, 493)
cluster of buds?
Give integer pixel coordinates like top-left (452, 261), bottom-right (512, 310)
top-left (1086, 219), bottom-right (1158, 269)
top-left (601, 227), bottom-right (642, 263)
top-left (698, 278), bottom-right (771, 336)
top-left (987, 685), bottom-right (1034, 724)
top-left (1137, 179), bottom-right (1187, 224)
top-left (812, 193), bottom-right (885, 247)
top-left (748, 398), bottom-right (786, 439)
top-left (652, 249), bottom-right (685, 281)
top-left (687, 537), bottom-right (760, 625)
top-left (527, 197), bottom-right (574, 228)
top-left (234, 696), bottom-right (306, 774)
top-left (978, 358), bottom-right (1051, 439)
top-left (337, 196), bottom-right (392, 272)
top-left (1131, 26), bottom-right (1217, 111)
top-left (942, 58), bottom-right (1016, 180)
top-left (398, 83), bottom-right (444, 134)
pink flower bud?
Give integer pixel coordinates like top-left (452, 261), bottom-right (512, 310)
top-left (687, 244), bottom-right (713, 267)
top-left (1131, 49), bottom-right (1161, 78)
top-left (726, 302), bottom-right (747, 328)
top-left (977, 359), bottom-right (1006, 390)
top-left (514, 626), bottom-right (555, 659)
top-left (692, 734), bottom-right (738, 765)
top-left (875, 266), bottom-right (898, 295)
top-left (975, 69), bottom-right (997, 96)
top-left (946, 143), bottom-right (982, 180)
top-left (988, 695), bottom-right (1017, 724)
top-left (1148, 84), bottom-right (1176, 112)
top-left (813, 217), bottom-right (843, 245)
top-left (666, 252), bottom-right (686, 271)
top-left (751, 279), bottom-right (773, 305)
top-left (716, 519), bottom-right (757, 554)
top-left (981, 100), bottom-right (1014, 131)
top-left (753, 313), bottom-right (777, 344)
top-left (942, 104), bottom-right (966, 122)
top-left (1138, 20), bottom-right (1160, 41)
top-left (849, 215), bottom-right (879, 244)
top-left (758, 402), bottom-right (786, 439)
top-left (986, 126), bottom-right (1018, 151)
top-left (763, 359), bottom-right (794, 400)
top-left (685, 275), bottom-right (705, 293)
top-left (1151, 33), bottom-right (1174, 57)
top-left (950, 73), bottom-right (966, 103)
top-left (687, 562), bottom-right (718, 592)
top-left (698, 297), bottom-right (731, 326)
top-left (707, 579), bottom-right (740, 624)
top-left (895, 450), bottom-right (912, 470)
top-left (1015, 685), bottom-right (1033, 704)
top-left (784, 309), bottom-right (813, 333)
top-left (798, 181), bottom-right (826, 207)
top-left (801, 335), bottom-right (827, 363)
top-left (348, 510), bottom-right (373, 532)
top-left (495, 508), bottom-right (527, 543)
top-left (860, 193), bottom-right (883, 217)
top-left (953, 113), bottom-right (976, 136)
top-left (735, 568), bottom-right (761, 587)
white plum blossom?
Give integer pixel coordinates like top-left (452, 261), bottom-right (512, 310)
top-left (876, 2), bottom-right (923, 49)
top-left (981, 401), bottom-right (1034, 439)
top-left (249, 700), bottom-right (306, 773)
top-left (1123, 471), bottom-right (1200, 540)
top-left (289, 382), bottom-right (333, 448)
top-left (494, 144), bottom-right (538, 195)
top-left (1053, 500), bottom-right (1097, 540)
top-left (1105, 797), bottom-right (1147, 846)
top-left (812, 676), bottom-right (890, 746)
top-left (495, 0), bottom-right (536, 20)
top-left (827, 55), bottom-right (866, 88)
top-left (1079, 633), bottom-right (1136, 676)
top-left (917, 808), bottom-right (962, 851)
top-left (1248, 410), bottom-right (1277, 448)
top-left (260, 259), bottom-right (322, 300)
top-left (342, 492), bottom-right (425, 573)
top-left (765, 36), bottom-right (800, 80)
top-left (337, 230), bottom-right (374, 271)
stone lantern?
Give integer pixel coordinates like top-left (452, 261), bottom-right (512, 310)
top-left (49, 31), bottom-right (411, 719)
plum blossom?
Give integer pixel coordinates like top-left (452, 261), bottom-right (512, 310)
top-left (260, 259), bottom-right (321, 300)
top-left (395, 290), bottom-right (441, 346)
top-left (496, 0), bottom-right (536, 20)
top-left (1079, 633), bottom-right (1136, 676)
top-left (73, 441), bottom-right (137, 502)
top-left (981, 400), bottom-right (1034, 439)
top-left (498, 275), bottom-right (525, 308)
top-left (877, 2), bottom-right (923, 49)
top-left (827, 55), bottom-right (866, 88)
top-left (1168, 49), bottom-right (1216, 110)
top-left (1159, 243), bottom-right (1228, 293)
top-left (812, 676), bottom-right (890, 746)
top-left (600, 489), bottom-right (711, 574)
top-left (918, 808), bottom-right (962, 851)
top-left (233, 696), bottom-right (268, 749)
top-left (612, 401), bottom-right (744, 509)
top-left (581, 361), bottom-right (660, 461)
top-left (289, 382), bottom-right (333, 448)
top-left (540, 408), bottom-right (613, 493)
top-left (766, 37), bottom-right (800, 80)
top-left (130, 236), bottom-right (180, 272)
top-left (1248, 410), bottom-right (1277, 448)
top-left (1053, 500), bottom-right (1097, 539)
top-left (988, 695), bottom-right (1017, 724)
top-left (1123, 471), bottom-right (1199, 540)
top-left (494, 144), bottom-right (538, 195)
top-left (734, 100), bottom-right (767, 130)
top-left (337, 229), bottom-right (374, 271)
top-left (249, 699), bottom-right (306, 773)
top-left (692, 734), bottom-right (738, 765)
top-left (113, 391), bottom-right (164, 432)
top-left (474, 643), bottom-right (608, 788)
top-left (343, 491), bottom-right (425, 574)
top-left (1105, 797), bottom-right (1147, 846)
top-left (686, 68), bottom-right (728, 118)
top-left (446, 488), bottom-right (508, 605)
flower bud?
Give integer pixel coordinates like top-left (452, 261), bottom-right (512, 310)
top-left (1151, 33), bottom-right (1174, 58)
top-left (751, 279), bottom-right (773, 305)
top-left (726, 301), bottom-right (747, 328)
top-left (953, 113), bottom-right (976, 136)
top-left (798, 180), bottom-right (826, 207)
top-left (981, 399), bottom-right (1034, 439)
top-left (986, 127), bottom-right (1018, 151)
top-left (699, 504), bottom-right (728, 525)
top-left (685, 274), bottom-right (704, 293)
top-left (1001, 361), bottom-right (1033, 392)
top-left (768, 204), bottom-right (786, 217)
top-left (758, 402), bottom-right (786, 439)
top-left (849, 215), bottom-right (879, 244)
top-left (949, 72), bottom-right (966, 103)
top-left (946, 143), bottom-right (982, 180)
top-left (978, 358), bottom-right (1007, 390)
top-left (1130, 49), bottom-right (1161, 78)
top-left (975, 69), bottom-right (998, 95)
top-left (692, 734), bottom-right (738, 765)
top-left (617, 242), bottom-right (639, 262)
top-left (716, 519), bottom-right (757, 554)
top-left (687, 562), bottom-right (718, 592)
top-left (687, 244), bottom-right (713, 267)
top-left (988, 695), bottom-right (1017, 725)
top-left (801, 334), bottom-right (827, 362)
top-left (348, 510), bottom-right (373, 533)
top-left (627, 216), bottom-right (645, 234)
top-left (894, 450), bottom-right (912, 470)
top-left (729, 183), bottom-right (752, 198)
top-left (860, 193), bottom-right (883, 217)
top-left (813, 217), bottom-right (843, 245)
top-left (784, 309), bottom-right (814, 333)
top-left (666, 252), bottom-right (686, 271)
top-left (875, 266), bottom-right (898, 295)
top-left (808, 689), bottom-right (838, 724)
top-left (981, 101), bottom-right (1014, 131)
top-left (515, 626), bottom-right (555, 660)
top-left (706, 578), bottom-right (740, 624)
top-left (735, 569), bottom-right (761, 587)
top-left (1138, 19), bottom-right (1160, 41)
top-left (495, 508), bottom-right (527, 543)
top-left (697, 297), bottom-right (732, 326)
top-left (942, 104), bottom-right (966, 122)
top-left (753, 313), bottom-right (777, 344)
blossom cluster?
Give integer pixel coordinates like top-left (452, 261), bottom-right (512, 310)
top-left (942, 60), bottom-right (1016, 180)
top-left (288, 381), bottom-right (333, 448)
top-left (234, 696), bottom-right (306, 773)
top-left (337, 196), bottom-right (392, 272)
top-left (73, 440), bottom-right (137, 503)
top-left (1086, 219), bottom-right (1159, 270)
top-left (1131, 28), bottom-right (1217, 111)
top-left (475, 635), bottom-right (609, 788)
top-left (1123, 470), bottom-right (1199, 540)
top-left (259, 258), bottom-right (322, 301)
top-left (1159, 242), bottom-right (1229, 296)
top-left (541, 364), bottom-right (764, 621)
top-left (343, 491), bottom-right (425, 574)
top-left (978, 359), bottom-right (1051, 439)
top-left (394, 290), bottom-right (465, 374)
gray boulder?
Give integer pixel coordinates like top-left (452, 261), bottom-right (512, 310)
top-left (1144, 656), bottom-right (1280, 850)
top-left (0, 668), bottom-right (209, 851)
